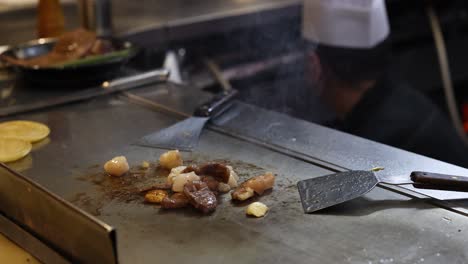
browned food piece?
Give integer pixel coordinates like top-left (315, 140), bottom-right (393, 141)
top-left (161, 193), bottom-right (190, 209)
top-left (103, 156), bottom-right (129, 177)
top-left (138, 183), bottom-right (172, 193)
top-left (52, 28), bottom-right (97, 58)
top-left (88, 39), bottom-right (115, 55)
top-left (231, 172), bottom-right (275, 201)
top-left (200, 176), bottom-right (219, 192)
top-left (144, 190), bottom-right (168, 204)
top-left (231, 186), bottom-right (255, 201)
top-left (198, 163), bottom-right (230, 183)
top-left (2, 28), bottom-right (97, 67)
top-left (183, 181), bottom-right (217, 214)
top-left (181, 165), bottom-right (200, 174)
top-left (159, 150), bottom-right (183, 169)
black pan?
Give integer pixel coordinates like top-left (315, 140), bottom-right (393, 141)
top-left (1, 37), bottom-right (138, 88)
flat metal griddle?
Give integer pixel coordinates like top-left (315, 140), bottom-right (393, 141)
top-left (3, 83), bottom-right (468, 263)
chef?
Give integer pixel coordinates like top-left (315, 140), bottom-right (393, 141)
top-left (302, 0), bottom-right (468, 167)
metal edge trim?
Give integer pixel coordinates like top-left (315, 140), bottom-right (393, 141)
top-left (0, 162), bottom-right (114, 232)
top-left (0, 214), bottom-right (70, 264)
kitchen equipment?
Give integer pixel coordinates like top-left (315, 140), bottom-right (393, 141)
top-left (135, 89), bottom-right (238, 151)
top-left (297, 170), bottom-right (468, 213)
top-left (0, 163), bottom-right (117, 263)
top-left (78, 0), bottom-right (113, 38)
top-left (0, 37), bottom-right (138, 87)
top-left (0, 68), bottom-right (170, 117)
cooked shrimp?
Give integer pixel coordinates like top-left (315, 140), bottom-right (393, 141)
top-left (231, 172), bottom-right (275, 201)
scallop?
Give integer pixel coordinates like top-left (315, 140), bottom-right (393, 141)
top-left (167, 166), bottom-right (187, 184)
top-left (104, 156), bottom-right (129, 177)
top-left (159, 150), bottom-right (183, 169)
top-left (172, 172), bottom-right (200, 192)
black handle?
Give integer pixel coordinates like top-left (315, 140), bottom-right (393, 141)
top-left (193, 89), bottom-right (238, 117)
top-left (411, 171), bottom-right (468, 191)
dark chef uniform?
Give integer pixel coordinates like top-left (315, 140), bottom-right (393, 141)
top-left (335, 74), bottom-right (468, 168)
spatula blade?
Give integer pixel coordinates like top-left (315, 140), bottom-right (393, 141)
top-left (134, 117), bottom-right (209, 151)
top-left (297, 171), bottom-right (379, 213)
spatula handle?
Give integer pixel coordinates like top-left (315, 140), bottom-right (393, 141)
top-left (411, 171), bottom-right (468, 190)
top-left (193, 89), bottom-right (238, 117)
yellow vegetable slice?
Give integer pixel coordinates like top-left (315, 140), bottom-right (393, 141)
top-left (246, 202), bottom-right (269, 217)
top-left (0, 138), bottom-right (32, 163)
top-left (0, 120), bottom-right (50, 143)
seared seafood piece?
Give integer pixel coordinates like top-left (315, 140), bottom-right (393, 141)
top-left (159, 150), bottom-right (183, 169)
top-left (167, 166), bottom-right (187, 184)
top-left (104, 156), bottom-right (129, 177)
top-left (232, 172), bottom-right (275, 201)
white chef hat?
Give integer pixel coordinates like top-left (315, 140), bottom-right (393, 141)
top-left (302, 0), bottom-right (390, 49)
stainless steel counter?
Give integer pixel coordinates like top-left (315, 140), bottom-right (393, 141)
top-left (2, 82), bottom-right (468, 263)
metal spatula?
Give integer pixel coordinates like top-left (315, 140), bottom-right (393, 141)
top-left (135, 89), bottom-right (238, 151)
top-left (297, 170), bottom-right (468, 213)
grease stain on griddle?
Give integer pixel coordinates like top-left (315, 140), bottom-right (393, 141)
top-left (71, 158), bottom-right (280, 216)
top-left (69, 192), bottom-right (103, 216)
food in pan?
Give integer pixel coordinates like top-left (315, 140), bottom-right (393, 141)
top-left (0, 138), bottom-right (32, 163)
top-left (159, 150), bottom-right (183, 169)
top-left (0, 120), bottom-right (50, 143)
top-left (232, 172), bottom-right (275, 201)
top-left (1, 28), bottom-right (130, 68)
top-left (246, 202), bottom-right (269, 217)
top-left (104, 156), bottom-right (130, 177)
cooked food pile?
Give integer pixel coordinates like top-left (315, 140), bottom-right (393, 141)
top-left (103, 150), bottom-right (275, 217)
top-left (2, 28), bottom-right (118, 68)
top-left (0, 120), bottom-right (50, 163)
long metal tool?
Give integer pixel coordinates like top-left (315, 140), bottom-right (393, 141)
top-left (135, 88), bottom-right (238, 151)
top-left (0, 68), bottom-right (169, 117)
top-left (298, 171), bottom-right (468, 213)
